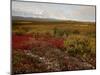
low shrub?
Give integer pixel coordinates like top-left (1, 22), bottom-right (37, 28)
top-left (64, 35), bottom-right (96, 57)
top-left (72, 30), bottom-right (80, 34)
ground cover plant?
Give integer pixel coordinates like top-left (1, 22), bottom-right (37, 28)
top-left (12, 19), bottom-right (96, 74)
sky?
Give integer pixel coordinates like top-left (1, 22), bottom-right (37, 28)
top-left (12, 1), bottom-right (96, 22)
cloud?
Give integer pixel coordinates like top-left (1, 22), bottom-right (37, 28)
top-left (12, 1), bottom-right (96, 22)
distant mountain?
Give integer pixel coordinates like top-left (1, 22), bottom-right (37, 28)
top-left (12, 16), bottom-right (67, 22)
top-left (12, 16), bottom-right (95, 25)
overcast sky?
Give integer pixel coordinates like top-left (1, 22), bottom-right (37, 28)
top-left (12, 1), bottom-right (96, 22)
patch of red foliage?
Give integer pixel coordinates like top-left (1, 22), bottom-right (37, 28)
top-left (12, 34), bottom-right (33, 50)
top-left (12, 34), bottom-right (64, 50)
top-left (48, 38), bottom-right (64, 48)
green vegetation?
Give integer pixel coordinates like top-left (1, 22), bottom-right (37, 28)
top-left (12, 20), bottom-right (96, 74)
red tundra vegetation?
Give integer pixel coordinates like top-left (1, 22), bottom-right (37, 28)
top-left (12, 20), bottom-right (96, 74)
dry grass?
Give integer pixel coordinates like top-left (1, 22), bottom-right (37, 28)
top-left (12, 20), bottom-right (96, 74)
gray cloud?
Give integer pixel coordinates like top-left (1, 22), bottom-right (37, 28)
top-left (12, 1), bottom-right (96, 22)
